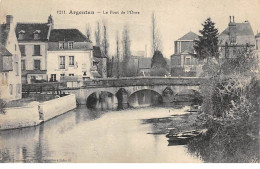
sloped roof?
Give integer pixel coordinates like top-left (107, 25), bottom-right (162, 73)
top-left (218, 21), bottom-right (255, 46)
top-left (0, 24), bottom-right (9, 45)
top-left (49, 29), bottom-right (89, 42)
top-left (0, 44), bottom-right (12, 56)
top-left (139, 58), bottom-right (151, 69)
top-left (178, 31), bottom-right (199, 41)
top-left (15, 23), bottom-right (50, 41)
top-left (93, 46), bottom-right (107, 58)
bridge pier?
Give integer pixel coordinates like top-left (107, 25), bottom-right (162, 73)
top-left (116, 88), bottom-right (129, 109)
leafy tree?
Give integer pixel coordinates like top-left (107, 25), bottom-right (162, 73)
top-left (151, 50), bottom-right (167, 68)
top-left (194, 18), bottom-right (219, 61)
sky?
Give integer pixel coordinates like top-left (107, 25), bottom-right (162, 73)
top-left (1, 0), bottom-right (260, 58)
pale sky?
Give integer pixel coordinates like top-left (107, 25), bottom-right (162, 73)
top-left (1, 0), bottom-right (260, 58)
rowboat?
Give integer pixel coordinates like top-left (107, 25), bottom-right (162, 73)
top-left (166, 130), bottom-right (203, 145)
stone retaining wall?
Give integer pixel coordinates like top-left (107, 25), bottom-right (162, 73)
top-left (0, 94), bottom-right (76, 130)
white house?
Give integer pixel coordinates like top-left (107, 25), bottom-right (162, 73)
top-left (47, 29), bottom-right (96, 87)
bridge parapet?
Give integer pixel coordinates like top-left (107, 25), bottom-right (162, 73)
top-left (83, 77), bottom-right (205, 88)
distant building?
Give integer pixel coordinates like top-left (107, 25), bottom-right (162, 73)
top-left (171, 31), bottom-right (202, 77)
top-left (218, 16), bottom-right (255, 59)
top-left (0, 15), bottom-right (22, 101)
top-left (47, 28), bottom-right (94, 86)
top-left (138, 57), bottom-right (151, 76)
top-left (15, 15), bottom-right (53, 84)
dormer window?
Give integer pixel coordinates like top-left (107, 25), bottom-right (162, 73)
top-left (59, 41), bottom-right (65, 49)
top-left (18, 30), bottom-right (25, 40)
top-left (68, 41), bottom-right (74, 49)
top-left (33, 30), bottom-right (41, 40)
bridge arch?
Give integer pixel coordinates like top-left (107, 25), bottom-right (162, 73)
top-left (86, 91), bottom-right (118, 109)
top-left (128, 89), bottom-right (163, 107)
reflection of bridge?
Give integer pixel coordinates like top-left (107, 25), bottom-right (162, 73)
top-left (61, 77), bottom-right (205, 106)
top-left (22, 77), bottom-right (205, 107)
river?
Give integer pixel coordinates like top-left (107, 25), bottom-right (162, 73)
top-left (0, 105), bottom-right (202, 163)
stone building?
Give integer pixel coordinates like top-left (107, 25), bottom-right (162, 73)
top-left (47, 28), bottom-right (94, 86)
top-left (171, 31), bottom-right (202, 77)
top-left (15, 15), bottom-right (53, 84)
top-left (0, 15), bottom-right (22, 101)
top-left (218, 16), bottom-right (255, 59)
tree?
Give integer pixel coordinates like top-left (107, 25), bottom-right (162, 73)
top-left (122, 25), bottom-right (131, 62)
top-left (102, 23), bottom-right (109, 57)
top-left (115, 31), bottom-right (120, 77)
top-left (95, 22), bottom-right (101, 46)
top-left (151, 12), bottom-right (162, 54)
top-left (194, 18), bottom-right (219, 61)
top-left (151, 51), bottom-right (168, 76)
top-left (86, 24), bottom-right (91, 41)
top-left (151, 50), bottom-right (167, 68)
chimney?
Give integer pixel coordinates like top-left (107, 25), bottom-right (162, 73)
top-left (48, 14), bottom-right (54, 29)
top-left (6, 15), bottom-right (13, 30)
top-left (228, 16), bottom-right (236, 43)
top-left (229, 16), bottom-right (232, 23)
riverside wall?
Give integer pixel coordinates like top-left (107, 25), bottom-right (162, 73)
top-left (0, 94), bottom-right (76, 130)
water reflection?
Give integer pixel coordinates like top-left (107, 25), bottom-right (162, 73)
top-left (0, 104), bottom-right (201, 163)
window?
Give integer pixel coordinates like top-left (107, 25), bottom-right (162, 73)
top-left (68, 41), bottom-right (74, 49)
top-left (185, 57), bottom-right (191, 65)
top-left (34, 33), bottom-right (39, 40)
top-left (15, 62), bottom-right (19, 76)
top-left (50, 74), bottom-right (56, 82)
top-left (69, 56), bottom-right (74, 66)
top-left (2, 73), bottom-right (8, 85)
top-left (16, 84), bottom-right (21, 94)
top-left (18, 33), bottom-right (24, 40)
top-left (59, 56), bottom-right (65, 69)
top-left (19, 45), bottom-right (26, 56)
top-left (15, 44), bottom-right (16, 51)
top-left (59, 42), bottom-right (65, 49)
top-left (69, 74), bottom-right (74, 76)
top-left (60, 74), bottom-right (65, 81)
top-left (34, 45), bottom-right (41, 55)
top-left (9, 84), bottom-right (13, 95)
top-left (83, 72), bottom-right (87, 76)
top-left (21, 60), bottom-right (26, 71)
top-left (34, 60), bottom-right (41, 70)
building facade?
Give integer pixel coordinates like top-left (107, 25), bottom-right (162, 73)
top-left (47, 29), bottom-right (94, 87)
top-left (15, 15), bottom-right (53, 84)
top-left (218, 16), bottom-right (255, 60)
top-left (0, 15), bottom-right (22, 101)
top-left (171, 31), bottom-right (202, 77)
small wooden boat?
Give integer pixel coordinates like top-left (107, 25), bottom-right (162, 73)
top-left (166, 130), bottom-right (203, 145)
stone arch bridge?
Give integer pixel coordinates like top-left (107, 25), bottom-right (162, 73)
top-left (61, 77), bottom-right (205, 106)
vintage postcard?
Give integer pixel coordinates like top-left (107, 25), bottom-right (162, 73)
top-left (0, 0), bottom-right (259, 164)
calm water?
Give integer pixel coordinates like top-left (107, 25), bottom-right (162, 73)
top-left (0, 106), bottom-right (201, 163)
